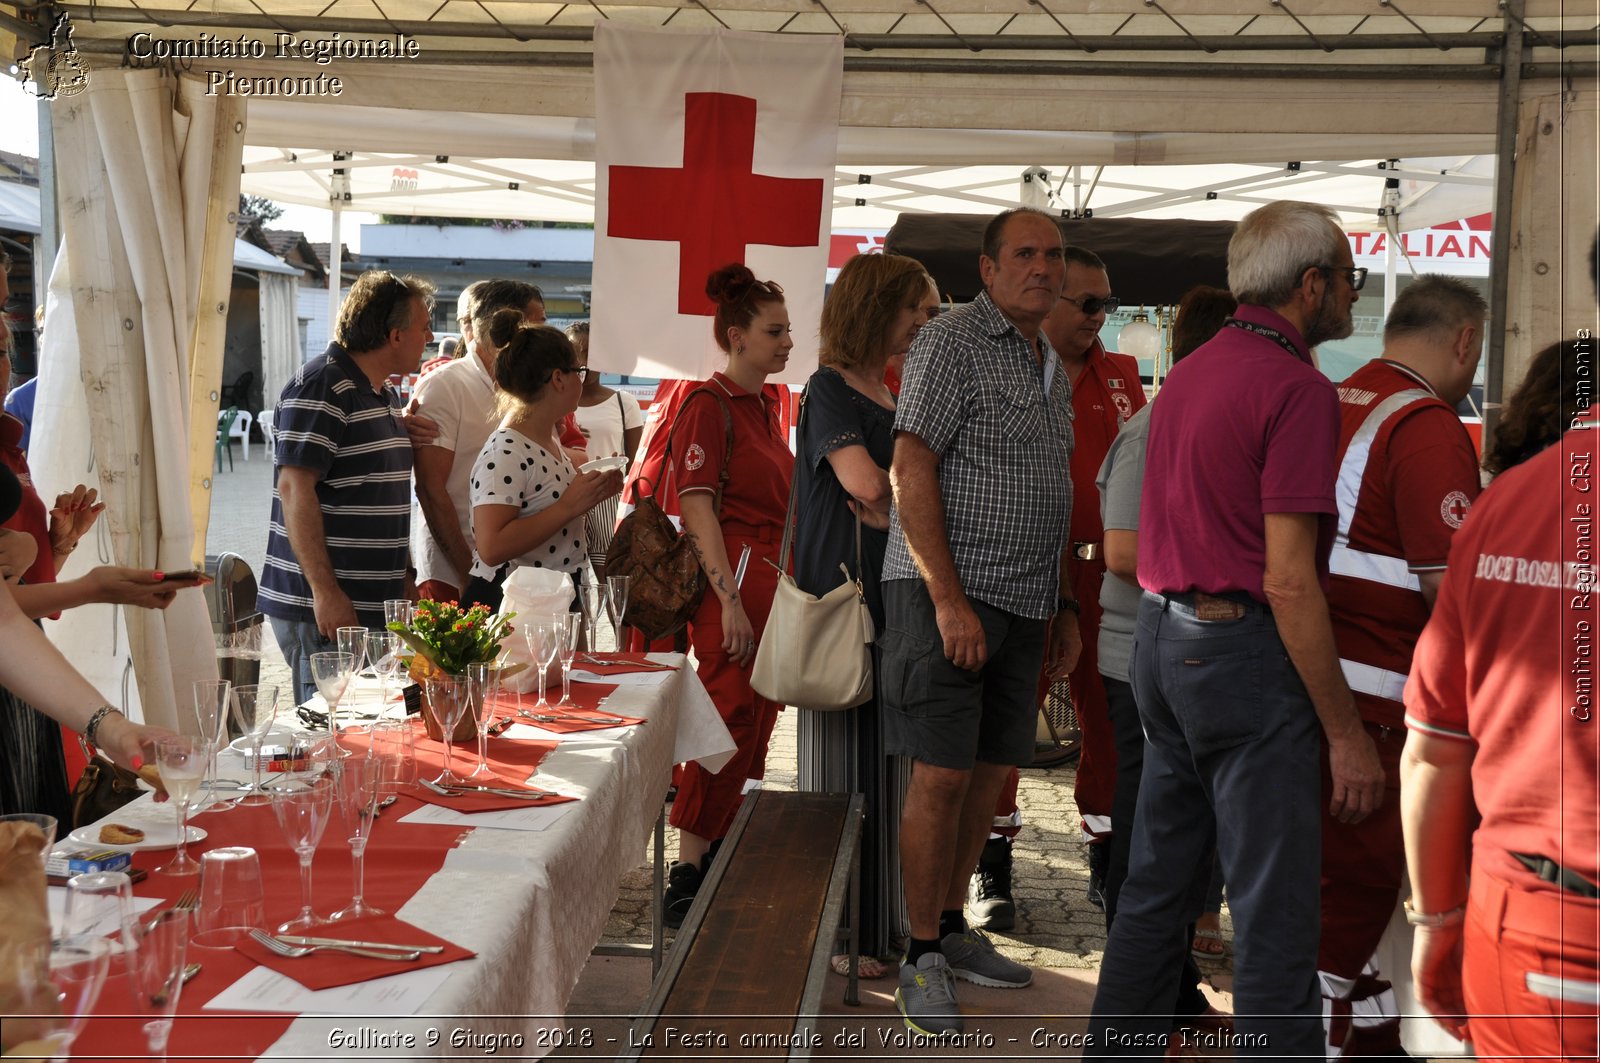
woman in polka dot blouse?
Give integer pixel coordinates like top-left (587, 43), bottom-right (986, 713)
top-left (469, 311), bottom-right (625, 602)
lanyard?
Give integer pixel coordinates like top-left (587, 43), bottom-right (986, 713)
top-left (1224, 318), bottom-right (1305, 361)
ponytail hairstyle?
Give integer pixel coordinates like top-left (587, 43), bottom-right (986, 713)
top-left (706, 263), bottom-right (785, 353)
top-left (488, 307), bottom-right (579, 421)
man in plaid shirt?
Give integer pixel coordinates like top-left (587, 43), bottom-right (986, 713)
top-left (882, 207), bottom-right (1080, 1036)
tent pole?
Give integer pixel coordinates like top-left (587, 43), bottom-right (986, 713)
top-left (35, 95), bottom-right (59, 292)
top-left (1484, 1), bottom-right (1525, 455)
top-left (327, 198), bottom-right (341, 346)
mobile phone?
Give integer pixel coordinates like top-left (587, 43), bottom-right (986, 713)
top-left (162, 569), bottom-right (207, 582)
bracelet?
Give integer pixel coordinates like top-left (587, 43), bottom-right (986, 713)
top-left (1403, 897), bottom-right (1466, 927)
top-left (1057, 597), bottom-right (1081, 615)
top-left (83, 705), bottom-right (122, 748)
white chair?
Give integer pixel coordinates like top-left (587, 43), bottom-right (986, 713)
top-left (258, 408), bottom-right (275, 449)
top-left (229, 409), bottom-right (254, 461)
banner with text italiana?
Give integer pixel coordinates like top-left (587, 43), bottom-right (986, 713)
top-left (591, 22), bottom-right (842, 384)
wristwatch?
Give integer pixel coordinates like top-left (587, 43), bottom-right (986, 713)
top-left (1403, 897), bottom-right (1466, 927)
top-left (1057, 597), bottom-right (1080, 615)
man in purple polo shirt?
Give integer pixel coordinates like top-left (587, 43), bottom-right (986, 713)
top-left (1086, 200), bottom-right (1384, 1060)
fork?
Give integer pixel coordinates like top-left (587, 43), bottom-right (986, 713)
top-left (518, 708), bottom-right (625, 726)
top-left (145, 889), bottom-right (198, 932)
top-left (418, 777), bottom-right (555, 801)
top-left (248, 928), bottom-right (420, 961)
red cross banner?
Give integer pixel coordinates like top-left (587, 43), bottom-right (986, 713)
top-left (591, 22), bottom-right (843, 384)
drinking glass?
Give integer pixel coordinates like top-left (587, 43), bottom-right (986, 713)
top-left (605, 574), bottom-right (631, 651)
top-left (228, 683), bottom-right (279, 806)
top-left (364, 631), bottom-right (402, 719)
top-left (370, 719), bottom-right (417, 795)
top-left (191, 679), bottom-right (237, 812)
top-left (268, 738), bottom-right (337, 933)
top-left (553, 611), bottom-right (581, 706)
top-left (0, 813), bottom-right (56, 866)
top-left (125, 908), bottom-right (189, 1062)
top-left (330, 754), bottom-right (385, 921)
top-left (152, 736), bottom-right (204, 877)
top-left (421, 676), bottom-right (471, 786)
top-left (61, 869), bottom-right (136, 941)
top-left (193, 847), bottom-right (264, 949)
top-left (524, 622), bottom-right (560, 711)
top-left (309, 650), bottom-right (355, 734)
top-left (0, 934), bottom-right (111, 1060)
top-left (383, 598), bottom-right (415, 629)
top-left (462, 662), bottom-right (497, 781)
top-left (577, 579), bottom-right (605, 652)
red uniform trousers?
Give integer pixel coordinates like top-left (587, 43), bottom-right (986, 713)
top-left (1320, 721), bottom-right (1408, 976)
top-left (1066, 558), bottom-right (1113, 834)
top-left (669, 525), bottom-right (783, 842)
top-left (1464, 861), bottom-right (1599, 1062)
top-left (417, 579), bottom-right (460, 605)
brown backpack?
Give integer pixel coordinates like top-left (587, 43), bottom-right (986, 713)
top-left (604, 386), bottom-right (734, 640)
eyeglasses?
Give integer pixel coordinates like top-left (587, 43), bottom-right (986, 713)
top-left (1316, 266), bottom-right (1369, 292)
top-left (1060, 294), bottom-right (1120, 316)
top-left (561, 365), bottom-right (591, 381)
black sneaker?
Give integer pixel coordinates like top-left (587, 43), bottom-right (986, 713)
top-left (662, 860), bottom-right (702, 930)
top-left (967, 837), bottom-right (1016, 931)
top-left (1086, 840), bottom-right (1109, 912)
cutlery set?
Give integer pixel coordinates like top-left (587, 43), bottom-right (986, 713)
top-left (249, 928), bottom-right (424, 962)
top-left (417, 777), bottom-right (556, 801)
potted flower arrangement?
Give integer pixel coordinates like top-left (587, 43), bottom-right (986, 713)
top-left (390, 600), bottom-right (521, 742)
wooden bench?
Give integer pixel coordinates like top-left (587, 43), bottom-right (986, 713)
top-left (621, 790), bottom-right (864, 1059)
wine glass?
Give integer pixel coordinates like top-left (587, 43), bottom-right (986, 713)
top-left (462, 662), bottom-right (497, 781)
top-left (370, 719), bottom-right (417, 795)
top-left (605, 574), bottom-right (631, 652)
top-left (309, 650), bottom-right (355, 734)
top-left (268, 737), bottom-right (337, 933)
top-left (577, 579), bottom-right (605, 652)
top-left (152, 736), bottom-right (204, 877)
top-left (524, 622), bottom-right (560, 711)
top-left (337, 626), bottom-right (370, 713)
top-left (0, 934), bottom-right (111, 1060)
top-left (125, 908), bottom-right (189, 1062)
top-left (421, 676), bottom-right (471, 786)
top-left (383, 598), bottom-right (415, 629)
top-left (191, 679), bottom-right (236, 812)
top-left (553, 612), bottom-right (581, 706)
top-left (330, 753), bottom-right (385, 921)
top-left (227, 684), bottom-right (279, 806)
top-left (364, 632), bottom-right (402, 720)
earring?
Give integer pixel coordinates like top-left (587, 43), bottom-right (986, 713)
top-left (735, 344), bottom-right (745, 355)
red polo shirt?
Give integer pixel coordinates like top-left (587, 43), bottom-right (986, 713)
top-left (1069, 338), bottom-right (1146, 544)
top-left (670, 374), bottom-right (793, 530)
top-left (0, 412), bottom-right (55, 587)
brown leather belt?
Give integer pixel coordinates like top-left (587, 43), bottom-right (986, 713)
top-left (1163, 591), bottom-right (1260, 621)
top-left (1072, 541), bottom-right (1101, 561)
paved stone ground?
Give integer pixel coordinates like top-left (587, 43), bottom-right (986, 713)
top-left (205, 446), bottom-right (1240, 997)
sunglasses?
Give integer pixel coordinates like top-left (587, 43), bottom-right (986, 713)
top-left (1061, 294), bottom-right (1120, 316)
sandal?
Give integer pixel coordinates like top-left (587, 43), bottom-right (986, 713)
top-left (830, 954), bottom-right (890, 979)
top-left (1190, 928), bottom-right (1228, 960)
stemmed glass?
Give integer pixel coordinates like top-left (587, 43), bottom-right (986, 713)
top-left (462, 662), bottom-right (498, 781)
top-left (152, 736), bottom-right (204, 877)
top-left (422, 677), bottom-right (471, 786)
top-left (228, 684), bottom-right (279, 806)
top-left (309, 651), bottom-right (355, 734)
top-left (191, 679), bottom-right (236, 812)
top-left (577, 579), bottom-right (605, 652)
top-left (525, 621), bottom-right (561, 711)
top-left (330, 753), bottom-right (385, 921)
top-left (125, 908), bottom-right (189, 1062)
top-left (1, 934), bottom-right (111, 1061)
top-left (365, 632), bottom-right (402, 719)
top-left (337, 626), bottom-right (370, 713)
top-left (384, 598), bottom-right (415, 629)
top-left (553, 612), bottom-right (582, 706)
top-left (605, 574), bottom-right (631, 652)
top-left (268, 737), bottom-right (337, 934)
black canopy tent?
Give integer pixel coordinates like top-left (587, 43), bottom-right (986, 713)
top-left (885, 215), bottom-right (1236, 306)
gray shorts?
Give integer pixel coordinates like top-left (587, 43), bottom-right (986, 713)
top-left (878, 578), bottom-right (1047, 770)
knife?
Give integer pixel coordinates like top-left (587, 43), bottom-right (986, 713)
top-left (278, 934), bottom-right (445, 954)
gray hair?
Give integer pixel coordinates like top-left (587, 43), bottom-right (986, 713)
top-left (1383, 274), bottom-right (1488, 343)
top-left (1226, 201), bottom-right (1347, 308)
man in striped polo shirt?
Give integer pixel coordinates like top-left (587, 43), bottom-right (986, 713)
top-left (261, 270), bottom-right (436, 705)
top-left (1318, 275), bottom-right (1485, 1057)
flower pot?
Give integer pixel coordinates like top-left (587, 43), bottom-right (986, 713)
top-left (421, 674), bottom-right (479, 743)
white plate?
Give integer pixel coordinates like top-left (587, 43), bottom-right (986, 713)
top-left (579, 455), bottom-right (627, 474)
top-left (67, 822), bottom-right (208, 853)
top-left (227, 729), bottom-right (296, 758)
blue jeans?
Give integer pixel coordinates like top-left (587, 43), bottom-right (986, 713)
top-left (270, 616), bottom-right (336, 708)
top-left (1087, 592), bottom-right (1323, 1061)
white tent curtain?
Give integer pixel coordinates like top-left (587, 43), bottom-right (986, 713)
top-left (29, 68), bottom-right (245, 731)
top-left (258, 270), bottom-right (299, 422)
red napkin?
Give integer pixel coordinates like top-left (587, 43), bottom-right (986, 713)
top-left (234, 914), bottom-right (474, 990)
top-left (573, 652), bottom-right (677, 675)
top-left (411, 784), bottom-right (576, 813)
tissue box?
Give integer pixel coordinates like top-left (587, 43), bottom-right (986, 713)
top-left (46, 845), bottom-right (134, 878)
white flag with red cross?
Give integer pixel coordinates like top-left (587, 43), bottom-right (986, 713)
top-left (591, 22), bottom-right (842, 385)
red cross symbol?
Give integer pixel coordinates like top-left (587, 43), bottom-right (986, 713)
top-left (607, 92), bottom-right (825, 316)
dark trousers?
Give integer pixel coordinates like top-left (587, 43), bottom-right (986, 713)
top-left (1102, 675), bottom-right (1209, 1019)
top-left (1087, 593), bottom-right (1323, 1061)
